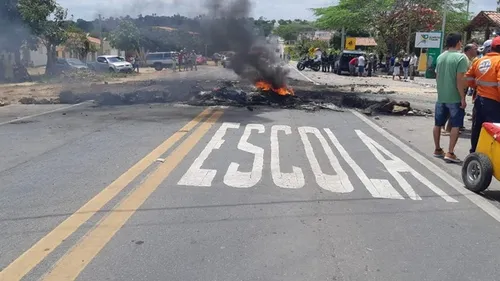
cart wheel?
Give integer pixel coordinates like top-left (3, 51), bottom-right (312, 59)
top-left (462, 153), bottom-right (493, 193)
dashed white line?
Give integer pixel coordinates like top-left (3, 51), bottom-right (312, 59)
top-left (352, 109), bottom-right (500, 222)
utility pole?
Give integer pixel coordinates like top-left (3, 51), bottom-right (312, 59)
top-left (440, 1), bottom-right (447, 53)
top-left (340, 27), bottom-right (346, 51)
top-left (98, 14), bottom-right (104, 55)
top-left (464, 0), bottom-right (470, 42)
top-left (406, 0), bottom-right (413, 53)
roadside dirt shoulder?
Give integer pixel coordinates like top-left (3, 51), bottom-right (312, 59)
top-left (0, 67), bottom-right (178, 105)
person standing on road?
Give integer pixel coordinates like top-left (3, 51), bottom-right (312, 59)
top-left (409, 52), bottom-right (418, 80)
top-left (433, 33), bottom-right (468, 163)
top-left (313, 48), bottom-right (322, 63)
top-left (172, 52), bottom-right (177, 71)
top-left (349, 57), bottom-right (357, 76)
top-left (134, 55), bottom-right (140, 73)
top-left (465, 37), bottom-right (500, 153)
top-left (389, 54), bottom-right (395, 75)
top-left (392, 57), bottom-right (401, 80)
top-left (183, 49), bottom-right (189, 71)
top-left (178, 51), bottom-right (183, 72)
top-left (402, 53), bottom-right (410, 80)
top-left (190, 50), bottom-right (197, 71)
top-left (441, 44), bottom-right (478, 136)
top-left (357, 54), bottom-right (366, 77)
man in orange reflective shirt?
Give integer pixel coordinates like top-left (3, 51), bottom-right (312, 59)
top-left (465, 37), bottom-right (500, 153)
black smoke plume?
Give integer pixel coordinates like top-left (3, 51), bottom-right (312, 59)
top-left (202, 0), bottom-right (289, 89)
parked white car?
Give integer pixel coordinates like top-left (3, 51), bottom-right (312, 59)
top-left (88, 55), bottom-right (133, 73)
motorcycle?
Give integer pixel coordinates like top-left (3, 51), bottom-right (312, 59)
top-left (296, 58), bottom-right (321, 72)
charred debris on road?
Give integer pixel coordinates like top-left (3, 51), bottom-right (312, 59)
top-left (187, 79), bottom-right (432, 117)
top-left (37, 77), bottom-right (432, 117)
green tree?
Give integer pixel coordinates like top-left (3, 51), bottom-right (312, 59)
top-left (64, 27), bottom-right (98, 62)
top-left (253, 17), bottom-right (275, 37)
top-left (313, 0), bottom-right (393, 32)
top-left (19, 0), bottom-right (68, 75)
top-left (109, 20), bottom-right (141, 53)
top-left (443, 2), bottom-right (469, 36)
top-left (0, 0), bottom-right (34, 81)
top-left (273, 22), bottom-right (315, 41)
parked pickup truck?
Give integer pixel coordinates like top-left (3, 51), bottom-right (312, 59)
top-left (87, 55), bottom-right (133, 73)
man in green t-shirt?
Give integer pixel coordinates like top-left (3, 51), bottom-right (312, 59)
top-left (433, 33), bottom-right (468, 163)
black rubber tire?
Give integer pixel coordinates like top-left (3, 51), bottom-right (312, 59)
top-left (296, 63), bottom-right (305, 71)
top-left (154, 63), bottom-right (163, 71)
top-left (311, 64), bottom-right (320, 72)
top-left (462, 152), bottom-right (493, 193)
top-left (108, 67), bottom-right (115, 73)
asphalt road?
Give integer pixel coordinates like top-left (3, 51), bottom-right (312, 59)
top-left (2, 66), bottom-right (500, 281)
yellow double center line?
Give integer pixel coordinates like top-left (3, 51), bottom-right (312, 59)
top-left (0, 107), bottom-right (223, 281)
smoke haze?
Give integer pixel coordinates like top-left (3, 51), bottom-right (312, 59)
top-left (202, 0), bottom-right (289, 88)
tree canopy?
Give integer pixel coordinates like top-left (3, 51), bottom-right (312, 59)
top-left (273, 21), bottom-right (315, 41)
top-left (109, 20), bottom-right (141, 53)
top-left (313, 0), bottom-right (470, 53)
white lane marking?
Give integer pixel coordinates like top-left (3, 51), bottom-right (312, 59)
top-left (224, 124), bottom-right (265, 188)
top-left (324, 128), bottom-right (404, 199)
top-left (356, 130), bottom-right (422, 200)
top-left (298, 126), bottom-right (353, 193)
top-left (270, 125), bottom-right (305, 189)
top-left (178, 122), bottom-right (240, 187)
top-left (354, 111), bottom-right (495, 204)
top-left (288, 63), bottom-right (320, 85)
top-left (0, 102), bottom-right (90, 126)
top-left (371, 179), bottom-right (405, 200)
top-left (357, 129), bottom-right (457, 202)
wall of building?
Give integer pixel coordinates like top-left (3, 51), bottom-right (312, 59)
top-left (22, 44), bottom-right (48, 67)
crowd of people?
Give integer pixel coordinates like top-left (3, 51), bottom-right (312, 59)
top-left (173, 49), bottom-right (198, 72)
top-left (303, 47), bottom-right (419, 79)
top-left (433, 33), bottom-right (500, 163)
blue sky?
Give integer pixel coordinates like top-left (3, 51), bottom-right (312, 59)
top-left (59, 0), bottom-right (496, 21)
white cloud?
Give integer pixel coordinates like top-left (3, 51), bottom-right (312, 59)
top-left (58, 0), bottom-right (497, 21)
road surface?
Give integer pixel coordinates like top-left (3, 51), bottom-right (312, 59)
top-left (1, 66), bottom-right (500, 281)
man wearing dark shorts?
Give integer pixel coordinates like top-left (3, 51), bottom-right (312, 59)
top-left (466, 37), bottom-right (500, 153)
top-left (433, 33), bottom-right (468, 163)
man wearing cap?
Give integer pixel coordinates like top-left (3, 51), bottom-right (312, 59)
top-left (465, 37), bottom-right (500, 153)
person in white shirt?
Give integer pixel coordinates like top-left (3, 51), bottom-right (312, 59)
top-left (409, 53), bottom-right (418, 80)
top-left (314, 48), bottom-right (322, 62)
top-left (357, 55), bottom-right (366, 76)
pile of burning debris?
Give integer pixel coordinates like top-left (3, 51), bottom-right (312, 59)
top-left (187, 80), bottom-right (431, 116)
top-left (187, 80), bottom-right (343, 112)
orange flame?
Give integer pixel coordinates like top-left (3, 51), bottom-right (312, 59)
top-left (255, 81), bottom-right (294, 96)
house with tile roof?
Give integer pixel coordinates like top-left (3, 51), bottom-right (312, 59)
top-left (465, 11), bottom-right (500, 42)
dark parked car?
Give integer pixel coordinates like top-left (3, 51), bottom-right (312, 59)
top-left (333, 50), bottom-right (366, 75)
top-left (54, 58), bottom-right (89, 73)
